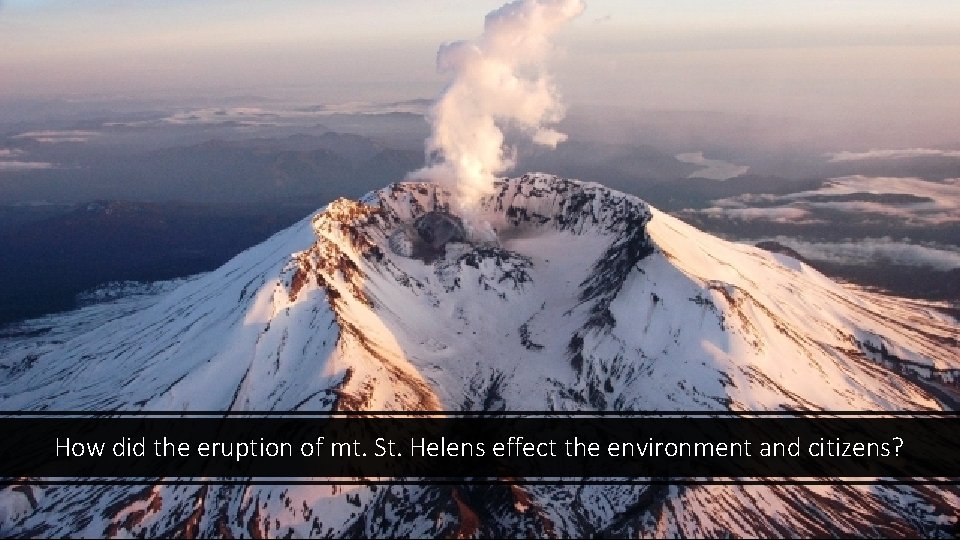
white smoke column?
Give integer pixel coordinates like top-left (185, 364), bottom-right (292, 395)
top-left (411, 0), bottom-right (585, 213)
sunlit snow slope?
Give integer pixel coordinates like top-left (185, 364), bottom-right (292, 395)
top-left (1, 174), bottom-right (958, 537)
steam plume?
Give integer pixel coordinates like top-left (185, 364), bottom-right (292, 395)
top-left (411, 0), bottom-right (585, 211)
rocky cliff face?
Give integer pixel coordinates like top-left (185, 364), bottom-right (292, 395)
top-left (1, 174), bottom-right (958, 537)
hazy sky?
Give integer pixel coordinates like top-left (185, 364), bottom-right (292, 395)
top-left (2, 0), bottom-right (959, 127)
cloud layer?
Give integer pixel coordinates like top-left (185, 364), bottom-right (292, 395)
top-left (691, 176), bottom-right (960, 226)
top-left (758, 236), bottom-right (960, 271)
top-left (827, 148), bottom-right (960, 162)
top-left (675, 151), bottom-right (750, 180)
top-left (12, 130), bottom-right (99, 143)
top-left (0, 161), bottom-right (56, 171)
top-left (107, 102), bottom-right (431, 129)
top-left (0, 147), bottom-right (56, 172)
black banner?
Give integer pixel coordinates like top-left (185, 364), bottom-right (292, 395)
top-left (1, 416), bottom-right (957, 481)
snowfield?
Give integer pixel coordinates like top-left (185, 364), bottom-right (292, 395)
top-left (1, 174), bottom-right (958, 537)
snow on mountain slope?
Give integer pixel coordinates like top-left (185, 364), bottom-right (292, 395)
top-left (1, 173), bottom-right (958, 537)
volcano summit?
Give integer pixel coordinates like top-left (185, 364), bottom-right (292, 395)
top-left (1, 174), bottom-right (959, 537)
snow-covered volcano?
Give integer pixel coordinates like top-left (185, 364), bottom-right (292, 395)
top-left (2, 174), bottom-right (959, 537)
